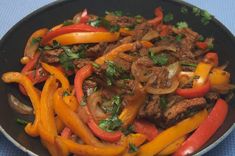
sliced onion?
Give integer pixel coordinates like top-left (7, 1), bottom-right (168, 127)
top-left (87, 91), bottom-right (108, 121)
top-left (142, 30), bottom-right (159, 41)
top-left (8, 94), bottom-right (33, 115)
top-left (149, 45), bottom-right (177, 54)
top-left (167, 62), bottom-right (181, 79)
top-left (146, 79), bottom-right (179, 95)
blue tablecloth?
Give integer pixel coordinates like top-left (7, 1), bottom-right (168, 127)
top-left (0, 0), bottom-right (235, 155)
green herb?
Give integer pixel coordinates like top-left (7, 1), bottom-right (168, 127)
top-left (31, 37), bottom-right (42, 45)
top-left (201, 10), bottom-right (212, 25)
top-left (180, 62), bottom-right (197, 67)
top-left (110, 25), bottom-right (120, 32)
top-left (176, 21), bottom-right (188, 29)
top-left (181, 6), bottom-right (188, 14)
top-left (160, 36), bottom-right (169, 40)
top-left (122, 125), bottom-right (135, 136)
top-left (175, 34), bottom-right (184, 42)
top-left (198, 36), bottom-right (205, 42)
top-left (129, 143), bottom-right (138, 153)
top-left (80, 96), bottom-right (87, 106)
top-left (105, 10), bottom-right (123, 16)
top-left (43, 45), bottom-right (53, 50)
top-left (192, 7), bottom-right (201, 16)
top-left (105, 61), bottom-right (124, 85)
top-left (163, 13), bottom-right (174, 23)
top-left (63, 20), bottom-right (74, 26)
top-left (160, 96), bottom-right (168, 111)
top-left (62, 91), bottom-right (70, 97)
top-left (93, 86), bottom-right (98, 92)
top-left (52, 40), bottom-right (61, 48)
top-left (88, 17), bottom-right (120, 32)
top-left (148, 52), bottom-right (168, 66)
top-left (125, 24), bottom-right (136, 30)
top-left (92, 62), bottom-right (100, 69)
top-left (208, 43), bottom-right (214, 50)
top-left (16, 118), bottom-right (28, 126)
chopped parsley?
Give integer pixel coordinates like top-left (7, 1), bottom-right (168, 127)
top-left (129, 143), bottom-right (138, 153)
top-left (63, 20), bottom-right (74, 26)
top-left (192, 7), bottom-right (201, 16)
top-left (160, 96), bottom-right (168, 111)
top-left (163, 13), bottom-right (174, 23)
top-left (80, 96), bottom-right (87, 106)
top-left (16, 118), bottom-right (28, 126)
top-left (148, 51), bottom-right (168, 66)
top-left (180, 6), bottom-right (188, 14)
top-left (105, 61), bottom-right (124, 85)
top-left (92, 62), bottom-right (100, 69)
top-left (176, 21), bottom-right (188, 29)
top-left (99, 96), bottom-right (123, 131)
top-left (62, 91), bottom-right (70, 97)
top-left (42, 40), bottom-right (61, 50)
top-left (175, 34), bottom-right (184, 42)
top-left (201, 10), bottom-right (212, 25)
top-left (88, 17), bottom-right (120, 32)
top-left (180, 62), bottom-right (197, 67)
top-left (198, 36), bottom-right (205, 42)
top-left (59, 45), bottom-right (86, 70)
top-left (31, 37), bottom-right (42, 45)
top-left (208, 43), bottom-right (214, 50)
top-left (105, 10), bottom-right (124, 17)
top-left (122, 125), bottom-right (135, 136)
top-left (135, 15), bottom-right (143, 23)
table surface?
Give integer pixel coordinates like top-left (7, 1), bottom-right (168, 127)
top-left (0, 0), bottom-right (235, 155)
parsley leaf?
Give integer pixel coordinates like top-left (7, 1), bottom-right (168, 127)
top-left (129, 143), bottom-right (138, 153)
top-left (176, 21), bottom-right (188, 29)
top-left (16, 118), bottom-right (28, 126)
top-left (175, 34), bottom-right (184, 42)
top-left (63, 20), bottom-right (74, 26)
top-left (148, 52), bottom-right (168, 66)
top-left (163, 13), bottom-right (174, 23)
top-left (31, 37), bottom-right (42, 45)
top-left (62, 91), bottom-right (70, 97)
top-left (181, 6), bottom-right (188, 14)
top-left (88, 17), bottom-right (120, 32)
top-left (180, 62), bottom-right (197, 67)
top-left (105, 61), bottom-right (124, 85)
top-left (160, 96), bottom-right (168, 111)
top-left (201, 10), bottom-right (212, 25)
top-left (198, 36), bottom-right (205, 42)
top-left (192, 7), bottom-right (201, 16)
top-left (122, 125), bottom-right (135, 136)
top-left (105, 10), bottom-right (123, 16)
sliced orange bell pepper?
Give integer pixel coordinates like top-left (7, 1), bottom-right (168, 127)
top-left (137, 109), bottom-right (208, 156)
top-left (193, 62), bottom-right (213, 87)
top-left (148, 7), bottom-right (163, 25)
top-left (39, 76), bottom-right (58, 141)
top-left (2, 72), bottom-right (41, 137)
top-left (24, 28), bottom-right (48, 58)
top-left (51, 32), bottom-right (120, 46)
top-left (209, 68), bottom-right (230, 86)
top-left (50, 24), bottom-right (63, 31)
top-left (53, 88), bottom-right (103, 147)
top-left (119, 28), bottom-right (134, 36)
top-left (41, 62), bottom-right (70, 91)
top-left (159, 136), bottom-right (186, 155)
top-left (63, 95), bottom-right (79, 111)
top-left (119, 83), bottom-right (146, 128)
top-left (95, 41), bottom-right (153, 65)
top-left (57, 136), bottom-right (126, 156)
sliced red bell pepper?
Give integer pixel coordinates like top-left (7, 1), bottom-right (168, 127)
top-left (134, 120), bottom-right (159, 141)
top-left (148, 7), bottom-right (163, 25)
top-left (74, 64), bottom-right (122, 142)
top-left (195, 41), bottom-right (208, 50)
top-left (204, 52), bottom-right (218, 66)
top-left (79, 9), bottom-right (89, 23)
top-left (41, 24), bottom-right (107, 45)
top-left (174, 99), bottom-right (228, 156)
top-left (176, 81), bottom-right (211, 98)
top-left (160, 24), bottom-right (169, 37)
top-left (87, 117), bottom-right (122, 143)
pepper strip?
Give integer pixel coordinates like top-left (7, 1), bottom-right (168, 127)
top-left (53, 88), bottom-right (103, 147)
top-left (137, 109), bottom-right (208, 156)
top-left (119, 83), bottom-right (146, 128)
top-left (57, 136), bottom-right (126, 156)
top-left (51, 32), bottom-right (120, 46)
top-left (174, 99), bottom-right (228, 156)
top-left (41, 62), bottom-right (70, 91)
top-left (193, 62), bottom-right (213, 87)
top-left (95, 41), bottom-right (153, 65)
top-left (148, 7), bottom-right (163, 25)
top-left (74, 64), bottom-right (122, 142)
top-left (41, 23), bottom-right (107, 45)
top-left (204, 52), bottom-right (218, 66)
top-left (159, 136), bottom-right (186, 156)
top-left (39, 76), bottom-right (58, 141)
top-left (2, 72), bottom-right (40, 137)
top-left (176, 80), bottom-right (211, 98)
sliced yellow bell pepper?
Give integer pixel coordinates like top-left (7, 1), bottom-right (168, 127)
top-left (193, 62), bottom-right (213, 87)
top-left (158, 136), bottom-right (186, 155)
top-left (138, 109), bottom-right (208, 156)
top-left (2, 72), bottom-right (40, 137)
top-left (57, 136), bottom-right (126, 156)
top-left (52, 32), bottom-right (120, 46)
top-left (119, 83), bottom-right (146, 128)
top-left (41, 62), bottom-right (70, 91)
top-left (95, 41), bottom-right (153, 65)
top-left (63, 95), bottom-right (79, 111)
top-left (53, 88), bottom-right (103, 147)
top-left (119, 28), bottom-right (134, 36)
top-left (209, 68), bottom-right (230, 86)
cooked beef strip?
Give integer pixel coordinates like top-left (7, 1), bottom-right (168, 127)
top-left (86, 42), bottom-right (108, 59)
top-left (108, 15), bottom-right (137, 28)
top-left (41, 49), bottom-right (64, 63)
top-left (73, 59), bottom-right (93, 69)
top-left (205, 91), bottom-right (220, 105)
top-left (83, 79), bottom-right (97, 96)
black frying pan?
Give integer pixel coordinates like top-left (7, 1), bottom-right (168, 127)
top-left (0, 0), bottom-right (235, 155)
